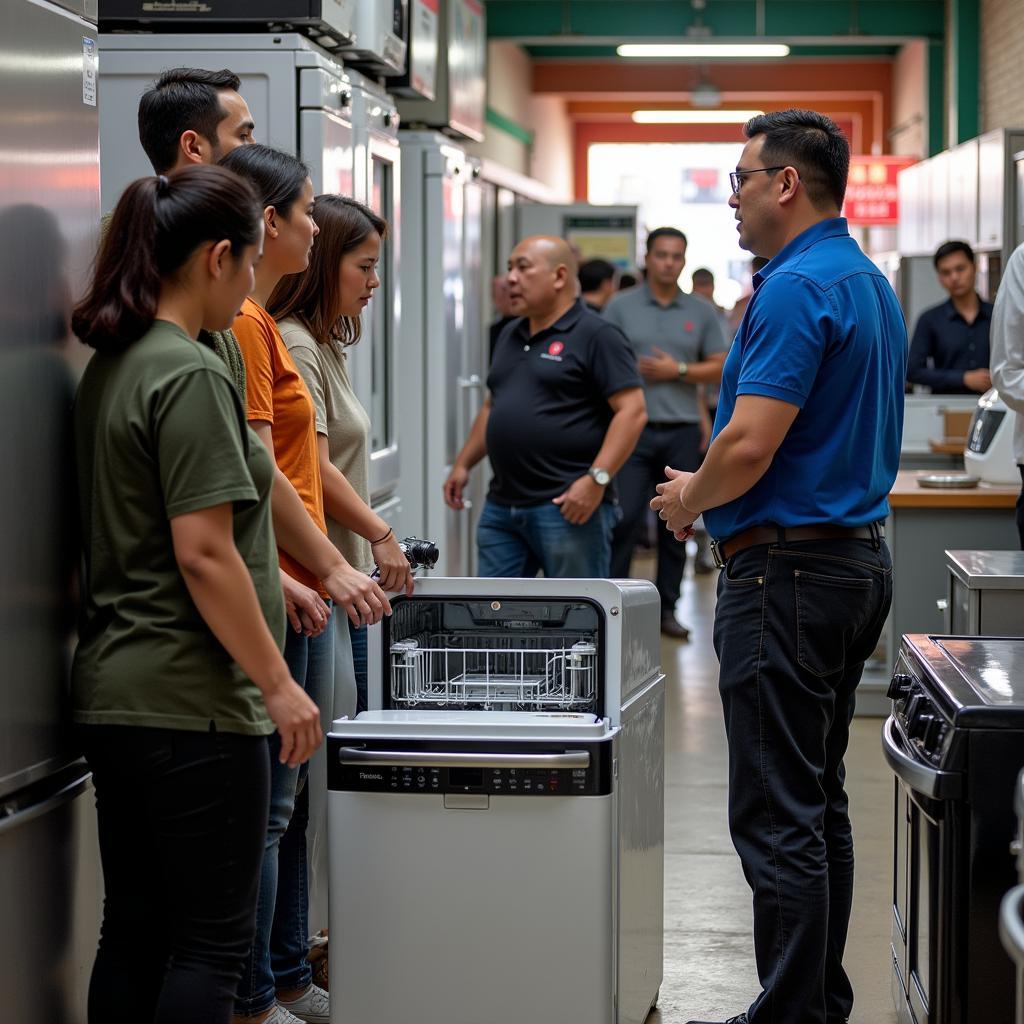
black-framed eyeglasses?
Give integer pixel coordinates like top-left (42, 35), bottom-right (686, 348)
top-left (729, 166), bottom-right (788, 196)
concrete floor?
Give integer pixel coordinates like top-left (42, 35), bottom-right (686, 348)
top-left (647, 562), bottom-right (898, 1024)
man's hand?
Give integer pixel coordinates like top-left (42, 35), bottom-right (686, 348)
top-left (638, 346), bottom-right (683, 383)
top-left (281, 573), bottom-right (331, 637)
top-left (262, 674), bottom-right (323, 768)
top-left (552, 475), bottom-right (604, 525)
top-left (443, 464), bottom-right (471, 510)
top-left (651, 466), bottom-right (699, 540)
top-left (322, 564), bottom-right (392, 627)
top-left (963, 367), bottom-right (992, 393)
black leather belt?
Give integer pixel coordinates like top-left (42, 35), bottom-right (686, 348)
top-left (711, 523), bottom-right (884, 568)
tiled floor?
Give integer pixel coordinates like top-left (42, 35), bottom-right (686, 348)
top-left (646, 562), bottom-right (898, 1024)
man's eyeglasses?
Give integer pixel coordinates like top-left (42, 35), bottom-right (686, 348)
top-left (729, 166), bottom-right (788, 196)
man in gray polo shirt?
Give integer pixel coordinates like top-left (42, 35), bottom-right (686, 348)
top-left (604, 227), bottom-right (728, 639)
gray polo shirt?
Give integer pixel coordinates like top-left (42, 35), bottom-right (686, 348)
top-left (604, 282), bottom-right (728, 423)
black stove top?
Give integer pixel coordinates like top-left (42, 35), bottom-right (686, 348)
top-left (896, 635), bottom-right (1024, 730)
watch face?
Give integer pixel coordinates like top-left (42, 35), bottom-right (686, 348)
top-left (592, 468), bottom-right (611, 486)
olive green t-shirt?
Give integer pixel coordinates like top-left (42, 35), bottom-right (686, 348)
top-left (72, 320), bottom-right (285, 735)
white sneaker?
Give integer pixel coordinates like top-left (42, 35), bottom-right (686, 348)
top-left (263, 1006), bottom-right (304, 1024)
top-left (277, 984), bottom-right (330, 1024)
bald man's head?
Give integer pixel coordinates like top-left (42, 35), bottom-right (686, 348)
top-left (506, 235), bottom-right (578, 320)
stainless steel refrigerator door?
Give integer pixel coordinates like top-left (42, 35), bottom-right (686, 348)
top-left (1, 0), bottom-right (99, 796)
top-left (299, 107), bottom-right (354, 197)
top-left (328, 787), bottom-right (615, 1023)
top-left (0, 766), bottom-right (103, 1024)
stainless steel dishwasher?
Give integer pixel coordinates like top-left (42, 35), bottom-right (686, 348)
top-left (326, 578), bottom-right (665, 1024)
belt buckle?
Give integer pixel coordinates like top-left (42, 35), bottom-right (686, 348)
top-left (710, 538), bottom-right (725, 570)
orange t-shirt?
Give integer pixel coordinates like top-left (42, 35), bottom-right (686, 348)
top-left (233, 297), bottom-right (328, 596)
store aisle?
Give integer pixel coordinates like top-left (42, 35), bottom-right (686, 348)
top-left (649, 568), bottom-right (899, 1024)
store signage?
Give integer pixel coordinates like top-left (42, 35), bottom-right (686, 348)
top-left (843, 156), bottom-right (916, 225)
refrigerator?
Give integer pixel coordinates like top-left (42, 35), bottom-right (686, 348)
top-left (0, 1), bottom-right (104, 1021)
top-left (398, 131), bottom-right (488, 578)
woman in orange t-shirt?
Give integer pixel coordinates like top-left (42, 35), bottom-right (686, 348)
top-left (221, 144), bottom-right (388, 1024)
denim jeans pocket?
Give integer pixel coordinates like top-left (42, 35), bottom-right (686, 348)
top-left (794, 569), bottom-right (874, 677)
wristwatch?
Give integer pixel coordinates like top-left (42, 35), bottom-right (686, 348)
top-left (678, 361), bottom-right (689, 379)
top-left (588, 466), bottom-right (611, 487)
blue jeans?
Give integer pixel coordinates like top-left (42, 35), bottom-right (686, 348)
top-left (236, 613), bottom-right (334, 1015)
top-left (349, 620), bottom-right (368, 713)
top-left (713, 536), bottom-right (892, 1024)
top-left (476, 499), bottom-right (618, 578)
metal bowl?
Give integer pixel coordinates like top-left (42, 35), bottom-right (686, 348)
top-left (916, 473), bottom-right (980, 489)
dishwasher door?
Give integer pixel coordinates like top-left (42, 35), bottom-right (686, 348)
top-left (327, 715), bottom-right (616, 1024)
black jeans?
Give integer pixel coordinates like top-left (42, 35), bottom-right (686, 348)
top-left (611, 421), bottom-right (702, 613)
top-left (81, 724), bottom-right (270, 1024)
top-left (712, 536), bottom-right (892, 1024)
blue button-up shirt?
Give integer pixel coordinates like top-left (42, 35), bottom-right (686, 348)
top-left (704, 218), bottom-right (907, 540)
top-left (907, 296), bottom-right (992, 394)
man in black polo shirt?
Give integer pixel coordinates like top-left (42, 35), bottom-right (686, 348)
top-left (907, 240), bottom-right (992, 394)
top-left (443, 236), bottom-right (647, 578)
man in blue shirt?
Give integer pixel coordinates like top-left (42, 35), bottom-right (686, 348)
top-left (652, 109), bottom-right (906, 1024)
top-left (907, 239), bottom-right (992, 394)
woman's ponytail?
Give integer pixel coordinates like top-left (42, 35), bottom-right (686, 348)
top-left (72, 165), bottom-right (261, 353)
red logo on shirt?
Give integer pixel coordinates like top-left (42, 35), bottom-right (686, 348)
top-left (684, 321), bottom-right (695, 332)
top-left (548, 341), bottom-right (565, 356)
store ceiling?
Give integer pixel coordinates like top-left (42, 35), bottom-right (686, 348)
top-left (485, 0), bottom-right (943, 59)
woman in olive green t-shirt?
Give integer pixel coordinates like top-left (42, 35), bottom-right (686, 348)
top-left (71, 165), bottom-right (321, 1024)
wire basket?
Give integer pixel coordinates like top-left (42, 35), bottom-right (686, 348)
top-left (389, 633), bottom-right (598, 710)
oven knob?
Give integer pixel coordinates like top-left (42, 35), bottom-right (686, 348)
top-left (905, 693), bottom-right (922, 722)
top-left (887, 672), bottom-right (914, 701)
top-left (922, 714), bottom-right (942, 749)
top-left (909, 711), bottom-right (931, 740)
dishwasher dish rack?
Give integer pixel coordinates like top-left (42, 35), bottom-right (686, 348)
top-left (389, 635), bottom-right (598, 710)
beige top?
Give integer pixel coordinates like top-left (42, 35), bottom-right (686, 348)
top-left (279, 319), bottom-right (375, 574)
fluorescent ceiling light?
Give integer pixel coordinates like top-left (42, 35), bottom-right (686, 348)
top-left (617, 43), bottom-right (791, 58)
top-left (632, 109), bottom-right (764, 124)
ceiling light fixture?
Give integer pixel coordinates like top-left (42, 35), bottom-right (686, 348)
top-left (617, 43), bottom-right (791, 58)
top-left (632, 109), bottom-right (764, 124)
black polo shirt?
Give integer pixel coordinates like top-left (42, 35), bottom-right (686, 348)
top-left (907, 295), bottom-right (992, 394)
top-left (486, 299), bottom-right (642, 506)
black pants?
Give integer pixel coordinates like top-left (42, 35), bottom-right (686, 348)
top-left (82, 724), bottom-right (270, 1024)
top-left (713, 536), bottom-right (892, 1024)
top-left (610, 421), bottom-right (702, 613)
top-left (1017, 465), bottom-right (1024, 549)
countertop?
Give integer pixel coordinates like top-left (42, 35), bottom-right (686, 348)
top-left (888, 470), bottom-right (1019, 509)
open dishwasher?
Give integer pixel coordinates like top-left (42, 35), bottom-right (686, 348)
top-left (327, 577), bottom-right (665, 1024)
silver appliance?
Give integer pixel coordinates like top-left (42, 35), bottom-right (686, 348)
top-left (327, 578), bottom-right (665, 1024)
top-left (390, 0), bottom-right (441, 100)
top-left (945, 550), bottom-right (1024, 634)
top-left (1, 1), bottom-right (104, 1020)
top-left (884, 635), bottom-right (1024, 1024)
top-left (397, 131), bottom-right (486, 576)
top-left (347, 69), bottom-right (404, 526)
top-left (964, 388), bottom-right (1018, 486)
top-left (98, 32), bottom-right (355, 209)
top-left (999, 770), bottom-right (1024, 1024)
top-left (341, 0), bottom-right (407, 75)
top-left (396, 0), bottom-right (485, 141)
top-left (96, 0), bottom-right (357, 52)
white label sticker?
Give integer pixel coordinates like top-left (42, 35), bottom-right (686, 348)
top-left (82, 37), bottom-right (97, 107)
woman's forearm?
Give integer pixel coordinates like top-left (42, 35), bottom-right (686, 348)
top-left (317, 438), bottom-right (387, 541)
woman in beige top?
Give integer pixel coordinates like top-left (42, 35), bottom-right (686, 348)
top-left (269, 195), bottom-right (414, 712)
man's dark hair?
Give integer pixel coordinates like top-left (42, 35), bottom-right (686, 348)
top-left (933, 240), bottom-right (975, 268)
top-left (617, 272), bottom-right (638, 290)
top-left (646, 227), bottom-right (687, 253)
top-left (691, 267), bottom-right (715, 287)
top-left (578, 258), bottom-right (616, 293)
top-left (743, 109), bottom-right (850, 212)
top-left (138, 68), bottom-right (242, 174)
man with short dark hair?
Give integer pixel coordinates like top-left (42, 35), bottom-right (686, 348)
top-left (444, 236), bottom-right (647, 578)
top-left (907, 239), bottom-right (992, 394)
top-left (604, 227), bottom-right (728, 639)
top-left (578, 258), bottom-right (617, 312)
top-left (138, 67), bottom-right (255, 174)
top-left (653, 109), bottom-right (905, 1024)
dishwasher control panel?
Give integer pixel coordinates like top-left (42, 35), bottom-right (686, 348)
top-left (328, 742), bottom-right (613, 795)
